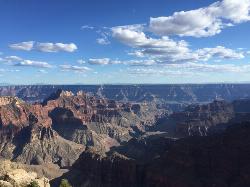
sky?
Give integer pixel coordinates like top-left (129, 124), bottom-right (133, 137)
top-left (0, 0), bottom-right (250, 84)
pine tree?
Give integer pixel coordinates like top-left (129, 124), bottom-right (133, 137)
top-left (59, 179), bottom-right (72, 187)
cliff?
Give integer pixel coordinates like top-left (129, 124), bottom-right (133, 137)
top-left (0, 89), bottom-right (159, 167)
top-left (55, 121), bottom-right (250, 187)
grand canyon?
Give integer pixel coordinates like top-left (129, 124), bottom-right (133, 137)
top-left (1, 0), bottom-right (250, 186)
top-left (1, 84), bottom-right (250, 186)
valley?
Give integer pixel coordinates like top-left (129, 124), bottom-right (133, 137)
top-left (1, 84), bottom-right (250, 187)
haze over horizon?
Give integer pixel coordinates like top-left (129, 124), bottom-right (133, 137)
top-left (1, 0), bottom-right (250, 84)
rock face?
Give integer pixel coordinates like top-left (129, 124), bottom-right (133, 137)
top-left (0, 92), bottom-right (85, 167)
top-left (0, 160), bottom-right (51, 187)
top-left (52, 132), bottom-right (174, 187)
top-left (2, 87), bottom-right (250, 187)
top-left (0, 96), bottom-right (24, 106)
top-left (0, 168), bottom-right (50, 187)
top-left (55, 121), bottom-right (250, 187)
top-left (173, 100), bottom-right (234, 136)
top-left (153, 99), bottom-right (250, 137)
top-left (43, 90), bottom-right (159, 150)
top-left (0, 89), bottom-right (159, 167)
top-left (0, 159), bottom-right (66, 181)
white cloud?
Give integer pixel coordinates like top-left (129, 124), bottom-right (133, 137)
top-left (0, 68), bottom-right (20, 73)
top-left (60, 65), bottom-right (91, 73)
top-left (9, 41), bottom-right (34, 51)
top-left (112, 26), bottom-right (243, 63)
top-left (125, 59), bottom-right (156, 66)
top-left (127, 62), bottom-right (250, 77)
top-left (0, 55), bottom-right (53, 69)
top-left (88, 57), bottom-right (157, 66)
top-left (197, 46), bottom-right (244, 60)
top-left (112, 26), bottom-right (190, 53)
top-left (149, 0), bottom-right (250, 37)
top-left (4, 56), bottom-right (23, 62)
top-left (80, 25), bottom-right (112, 45)
top-left (112, 26), bottom-right (153, 47)
top-left (36, 42), bottom-right (77, 52)
top-left (81, 25), bottom-right (95, 30)
top-left (38, 69), bottom-right (48, 73)
top-left (112, 24), bottom-right (145, 32)
top-left (96, 38), bottom-right (110, 45)
top-left (77, 59), bottom-right (86, 64)
top-left (95, 28), bottom-right (111, 45)
top-left (9, 42), bottom-right (78, 52)
top-left (14, 60), bottom-right (52, 68)
top-left (88, 58), bottom-right (113, 65)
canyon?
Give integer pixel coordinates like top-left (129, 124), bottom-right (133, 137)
top-left (1, 84), bottom-right (250, 187)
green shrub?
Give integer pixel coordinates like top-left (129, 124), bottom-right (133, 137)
top-left (27, 180), bottom-right (40, 187)
top-left (59, 179), bottom-right (72, 187)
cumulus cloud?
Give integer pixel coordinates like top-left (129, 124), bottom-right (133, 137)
top-left (9, 42), bottom-right (78, 52)
top-left (112, 26), bottom-right (192, 61)
top-left (197, 46), bottom-right (244, 60)
top-left (112, 26), bottom-right (244, 63)
top-left (14, 60), bottom-right (52, 68)
top-left (0, 55), bottom-right (52, 68)
top-left (36, 42), bottom-right (77, 52)
top-left (149, 0), bottom-right (250, 37)
top-left (9, 41), bottom-right (34, 51)
top-left (59, 65), bottom-right (91, 73)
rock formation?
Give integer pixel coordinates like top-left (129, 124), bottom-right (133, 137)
top-left (2, 84), bottom-right (250, 111)
top-left (154, 99), bottom-right (250, 137)
top-left (0, 160), bottom-right (51, 187)
top-left (1, 87), bottom-right (250, 187)
top-left (0, 89), bottom-right (159, 167)
top-left (54, 121), bottom-right (250, 187)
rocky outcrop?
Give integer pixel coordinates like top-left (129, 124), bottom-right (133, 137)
top-left (0, 90), bottom-right (159, 166)
top-left (1, 120), bottom-right (84, 168)
top-left (0, 160), bottom-right (51, 187)
top-left (154, 100), bottom-right (240, 137)
top-left (44, 90), bottom-right (159, 150)
top-left (174, 100), bottom-right (234, 136)
top-left (0, 169), bottom-right (50, 187)
top-left (0, 95), bottom-right (84, 167)
top-left (55, 121), bottom-right (250, 187)
top-left (0, 97), bottom-right (24, 106)
top-left (0, 159), bottom-right (67, 181)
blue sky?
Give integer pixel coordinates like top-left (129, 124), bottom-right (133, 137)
top-left (0, 0), bottom-right (250, 84)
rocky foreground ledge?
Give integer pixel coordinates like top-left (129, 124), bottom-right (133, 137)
top-left (0, 160), bottom-right (50, 187)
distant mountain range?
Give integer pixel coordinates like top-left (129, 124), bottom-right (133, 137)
top-left (1, 84), bottom-right (250, 110)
